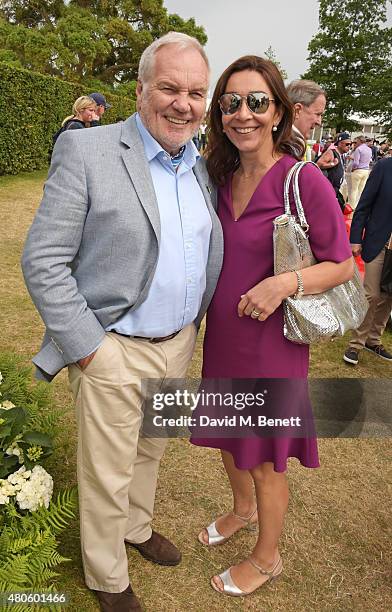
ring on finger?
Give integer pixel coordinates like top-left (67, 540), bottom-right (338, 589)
top-left (251, 309), bottom-right (261, 318)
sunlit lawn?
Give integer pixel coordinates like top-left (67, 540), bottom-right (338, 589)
top-left (0, 170), bottom-right (391, 611)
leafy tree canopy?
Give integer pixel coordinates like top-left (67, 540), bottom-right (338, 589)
top-left (0, 0), bottom-right (207, 93)
top-left (264, 45), bottom-right (287, 80)
top-left (302, 0), bottom-right (392, 132)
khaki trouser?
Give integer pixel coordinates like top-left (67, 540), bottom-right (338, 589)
top-left (349, 248), bottom-right (392, 350)
top-left (68, 324), bottom-right (197, 592)
top-left (350, 169), bottom-right (369, 209)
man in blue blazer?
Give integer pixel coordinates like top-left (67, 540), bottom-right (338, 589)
top-left (22, 32), bottom-right (223, 611)
top-left (343, 157), bottom-right (392, 365)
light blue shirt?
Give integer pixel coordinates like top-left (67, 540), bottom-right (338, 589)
top-left (106, 113), bottom-right (212, 337)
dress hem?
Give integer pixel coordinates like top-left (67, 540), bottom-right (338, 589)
top-left (190, 438), bottom-right (320, 473)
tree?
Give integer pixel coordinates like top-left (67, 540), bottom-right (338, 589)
top-left (0, 0), bottom-right (64, 28)
top-left (376, 76), bottom-right (392, 138)
top-left (264, 45), bottom-right (287, 80)
top-left (302, 0), bottom-right (392, 131)
top-left (0, 0), bottom-right (207, 92)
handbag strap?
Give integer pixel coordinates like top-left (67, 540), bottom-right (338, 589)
top-left (283, 161), bottom-right (303, 216)
top-left (283, 161), bottom-right (320, 233)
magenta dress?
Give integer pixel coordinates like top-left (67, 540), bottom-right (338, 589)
top-left (191, 155), bottom-right (352, 472)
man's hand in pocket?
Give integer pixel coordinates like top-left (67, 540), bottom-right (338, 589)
top-left (77, 350), bottom-right (97, 370)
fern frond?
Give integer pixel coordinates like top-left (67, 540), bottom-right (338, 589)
top-left (41, 550), bottom-right (71, 568)
top-left (0, 603), bottom-right (34, 612)
top-left (25, 401), bottom-right (61, 437)
top-left (4, 536), bottom-right (33, 554)
top-left (0, 353), bottom-right (53, 417)
top-left (0, 528), bottom-right (10, 553)
top-left (0, 580), bottom-right (31, 593)
top-left (30, 568), bottom-right (60, 586)
top-left (32, 488), bottom-right (78, 534)
top-left (29, 382), bottom-right (53, 409)
top-left (0, 554), bottom-right (30, 585)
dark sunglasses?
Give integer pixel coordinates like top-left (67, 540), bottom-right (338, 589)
top-left (219, 91), bottom-right (275, 115)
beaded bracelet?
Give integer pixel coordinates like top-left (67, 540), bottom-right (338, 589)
top-left (293, 270), bottom-right (304, 299)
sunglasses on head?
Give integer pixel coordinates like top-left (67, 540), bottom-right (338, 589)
top-left (219, 91), bottom-right (275, 115)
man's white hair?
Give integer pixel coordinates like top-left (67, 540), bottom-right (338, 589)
top-left (287, 79), bottom-right (326, 107)
top-left (138, 31), bottom-right (209, 83)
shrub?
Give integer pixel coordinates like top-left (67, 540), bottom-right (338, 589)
top-left (0, 63), bottom-right (135, 175)
top-left (0, 355), bottom-right (77, 607)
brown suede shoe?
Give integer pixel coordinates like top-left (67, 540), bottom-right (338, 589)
top-left (95, 584), bottom-right (142, 612)
top-left (126, 530), bottom-right (181, 566)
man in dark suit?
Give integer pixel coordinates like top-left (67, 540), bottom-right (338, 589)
top-left (343, 157), bottom-right (392, 365)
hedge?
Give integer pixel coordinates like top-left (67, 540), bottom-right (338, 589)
top-left (0, 63), bottom-right (136, 175)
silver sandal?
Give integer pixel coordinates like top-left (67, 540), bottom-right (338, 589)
top-left (197, 508), bottom-right (258, 546)
top-left (211, 555), bottom-right (283, 597)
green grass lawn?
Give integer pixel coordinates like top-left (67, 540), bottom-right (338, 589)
top-left (1, 170), bottom-right (391, 612)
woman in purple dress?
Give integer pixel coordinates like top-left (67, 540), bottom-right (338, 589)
top-left (191, 56), bottom-right (353, 597)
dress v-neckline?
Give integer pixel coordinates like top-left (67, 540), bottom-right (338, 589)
top-left (229, 155), bottom-right (286, 221)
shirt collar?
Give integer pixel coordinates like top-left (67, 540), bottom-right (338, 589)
top-left (292, 124), bottom-right (305, 140)
top-left (135, 113), bottom-right (199, 169)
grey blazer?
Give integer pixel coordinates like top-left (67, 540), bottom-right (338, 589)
top-left (22, 115), bottom-right (223, 381)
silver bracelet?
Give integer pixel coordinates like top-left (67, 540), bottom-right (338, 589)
top-left (293, 270), bottom-right (304, 299)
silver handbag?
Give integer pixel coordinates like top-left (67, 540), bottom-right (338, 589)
top-left (273, 161), bottom-right (368, 344)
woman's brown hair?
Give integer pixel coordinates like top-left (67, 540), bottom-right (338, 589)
top-left (206, 55), bottom-right (304, 186)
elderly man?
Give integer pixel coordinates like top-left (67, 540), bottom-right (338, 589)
top-left (22, 32), bottom-right (223, 612)
top-left (286, 79), bottom-right (338, 171)
top-left (287, 79), bottom-right (326, 137)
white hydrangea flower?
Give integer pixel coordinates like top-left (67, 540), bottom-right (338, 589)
top-left (0, 371), bottom-right (3, 384)
top-left (2, 481), bottom-right (17, 496)
top-left (8, 466), bottom-right (31, 490)
top-left (0, 491), bottom-right (10, 504)
top-left (9, 466), bottom-right (31, 479)
top-left (0, 479), bottom-right (17, 504)
top-left (5, 443), bottom-right (22, 458)
top-left (1, 400), bottom-right (15, 410)
top-left (15, 466), bottom-right (53, 512)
